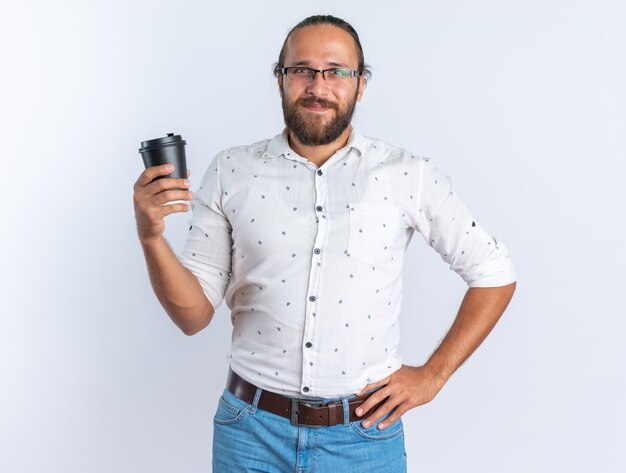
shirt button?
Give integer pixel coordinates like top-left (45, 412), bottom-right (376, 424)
top-left (303, 386), bottom-right (310, 392)
top-left (309, 296), bottom-right (316, 302)
top-left (314, 248), bottom-right (321, 254)
top-left (316, 205), bottom-right (323, 212)
top-left (305, 342), bottom-right (313, 348)
top-left (317, 169), bottom-right (323, 176)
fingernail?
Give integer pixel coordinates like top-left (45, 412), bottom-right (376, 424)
top-left (184, 180), bottom-right (191, 186)
top-left (379, 423), bottom-right (385, 429)
top-left (362, 420), bottom-right (371, 428)
top-left (356, 408), bottom-right (363, 416)
top-left (166, 164), bottom-right (173, 170)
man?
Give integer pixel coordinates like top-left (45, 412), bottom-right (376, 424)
top-left (133, 14), bottom-right (516, 473)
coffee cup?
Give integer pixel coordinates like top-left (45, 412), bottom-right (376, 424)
top-left (138, 133), bottom-right (188, 206)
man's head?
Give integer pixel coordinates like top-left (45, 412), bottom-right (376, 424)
top-left (273, 15), bottom-right (371, 146)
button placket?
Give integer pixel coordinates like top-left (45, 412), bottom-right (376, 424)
top-left (300, 165), bottom-right (328, 396)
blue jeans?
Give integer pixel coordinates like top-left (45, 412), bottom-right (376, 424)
top-left (212, 385), bottom-right (407, 472)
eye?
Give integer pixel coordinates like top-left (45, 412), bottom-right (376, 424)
top-left (329, 69), bottom-right (350, 77)
top-left (292, 68), bottom-right (312, 75)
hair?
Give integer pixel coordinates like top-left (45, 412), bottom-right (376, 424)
top-left (272, 15), bottom-right (372, 83)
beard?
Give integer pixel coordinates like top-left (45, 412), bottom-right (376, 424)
top-left (281, 87), bottom-right (358, 146)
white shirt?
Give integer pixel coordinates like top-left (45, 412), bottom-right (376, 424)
top-left (177, 127), bottom-right (517, 398)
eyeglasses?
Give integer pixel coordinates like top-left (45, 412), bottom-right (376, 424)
top-left (279, 66), bottom-right (361, 84)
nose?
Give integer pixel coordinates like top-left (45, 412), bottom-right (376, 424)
top-left (306, 70), bottom-right (329, 96)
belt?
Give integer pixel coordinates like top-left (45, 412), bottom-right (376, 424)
top-left (226, 368), bottom-right (387, 427)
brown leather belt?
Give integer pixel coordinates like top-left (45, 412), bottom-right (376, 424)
top-left (226, 367), bottom-right (387, 427)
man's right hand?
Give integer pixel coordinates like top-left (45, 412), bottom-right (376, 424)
top-left (133, 164), bottom-right (193, 245)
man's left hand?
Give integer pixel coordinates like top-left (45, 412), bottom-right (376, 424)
top-left (354, 364), bottom-right (444, 430)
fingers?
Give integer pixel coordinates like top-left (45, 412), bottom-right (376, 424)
top-left (358, 396), bottom-right (402, 430)
top-left (135, 163), bottom-right (175, 189)
top-left (134, 164), bottom-right (192, 192)
top-left (355, 388), bottom-right (389, 421)
top-left (158, 202), bottom-right (192, 216)
top-left (152, 188), bottom-right (194, 207)
top-left (354, 385), bottom-right (403, 430)
top-left (144, 175), bottom-right (191, 199)
top-left (372, 403), bottom-right (406, 430)
top-left (356, 376), bottom-right (390, 396)
top-left (132, 164), bottom-right (193, 243)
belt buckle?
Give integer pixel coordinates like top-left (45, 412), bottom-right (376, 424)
top-left (290, 398), bottom-right (325, 427)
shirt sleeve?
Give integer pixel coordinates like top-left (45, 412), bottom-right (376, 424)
top-left (413, 157), bottom-right (517, 288)
top-left (177, 152), bottom-right (232, 309)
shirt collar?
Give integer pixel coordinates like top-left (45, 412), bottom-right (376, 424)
top-left (262, 126), bottom-right (368, 158)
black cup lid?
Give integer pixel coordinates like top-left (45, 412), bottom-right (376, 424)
top-left (139, 133), bottom-right (187, 153)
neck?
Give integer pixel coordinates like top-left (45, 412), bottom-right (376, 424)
top-left (287, 125), bottom-right (353, 167)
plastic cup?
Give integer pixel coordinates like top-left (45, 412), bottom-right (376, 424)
top-left (138, 133), bottom-right (188, 206)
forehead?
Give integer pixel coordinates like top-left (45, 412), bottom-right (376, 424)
top-left (283, 24), bottom-right (359, 67)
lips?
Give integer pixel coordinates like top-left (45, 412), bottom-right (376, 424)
top-left (301, 101), bottom-right (335, 113)
top-left (305, 104), bottom-right (329, 111)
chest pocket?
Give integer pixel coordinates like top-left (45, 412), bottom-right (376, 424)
top-left (347, 202), bottom-right (400, 265)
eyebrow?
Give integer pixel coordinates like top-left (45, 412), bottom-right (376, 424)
top-left (291, 60), bottom-right (350, 68)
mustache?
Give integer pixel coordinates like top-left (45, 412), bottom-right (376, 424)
top-left (297, 97), bottom-right (338, 110)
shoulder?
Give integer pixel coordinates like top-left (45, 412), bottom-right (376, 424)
top-left (360, 133), bottom-right (432, 167)
top-left (214, 138), bottom-right (271, 163)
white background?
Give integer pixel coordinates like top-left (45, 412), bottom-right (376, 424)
top-left (1, 1), bottom-right (625, 472)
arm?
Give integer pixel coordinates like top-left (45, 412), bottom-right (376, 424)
top-left (353, 156), bottom-right (518, 429)
top-left (354, 281), bottom-right (516, 430)
top-left (140, 236), bottom-right (215, 336)
top-left (425, 281), bottom-right (517, 387)
top-left (414, 154), bottom-right (518, 383)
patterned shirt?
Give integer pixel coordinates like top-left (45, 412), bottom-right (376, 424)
top-left (177, 127), bottom-right (517, 398)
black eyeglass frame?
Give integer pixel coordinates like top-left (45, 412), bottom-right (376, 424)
top-left (278, 66), bottom-right (362, 81)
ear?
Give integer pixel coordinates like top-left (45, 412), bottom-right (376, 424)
top-left (277, 75), bottom-right (284, 98)
top-left (356, 75), bottom-right (366, 102)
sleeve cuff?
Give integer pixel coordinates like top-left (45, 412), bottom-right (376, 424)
top-left (464, 256), bottom-right (518, 288)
